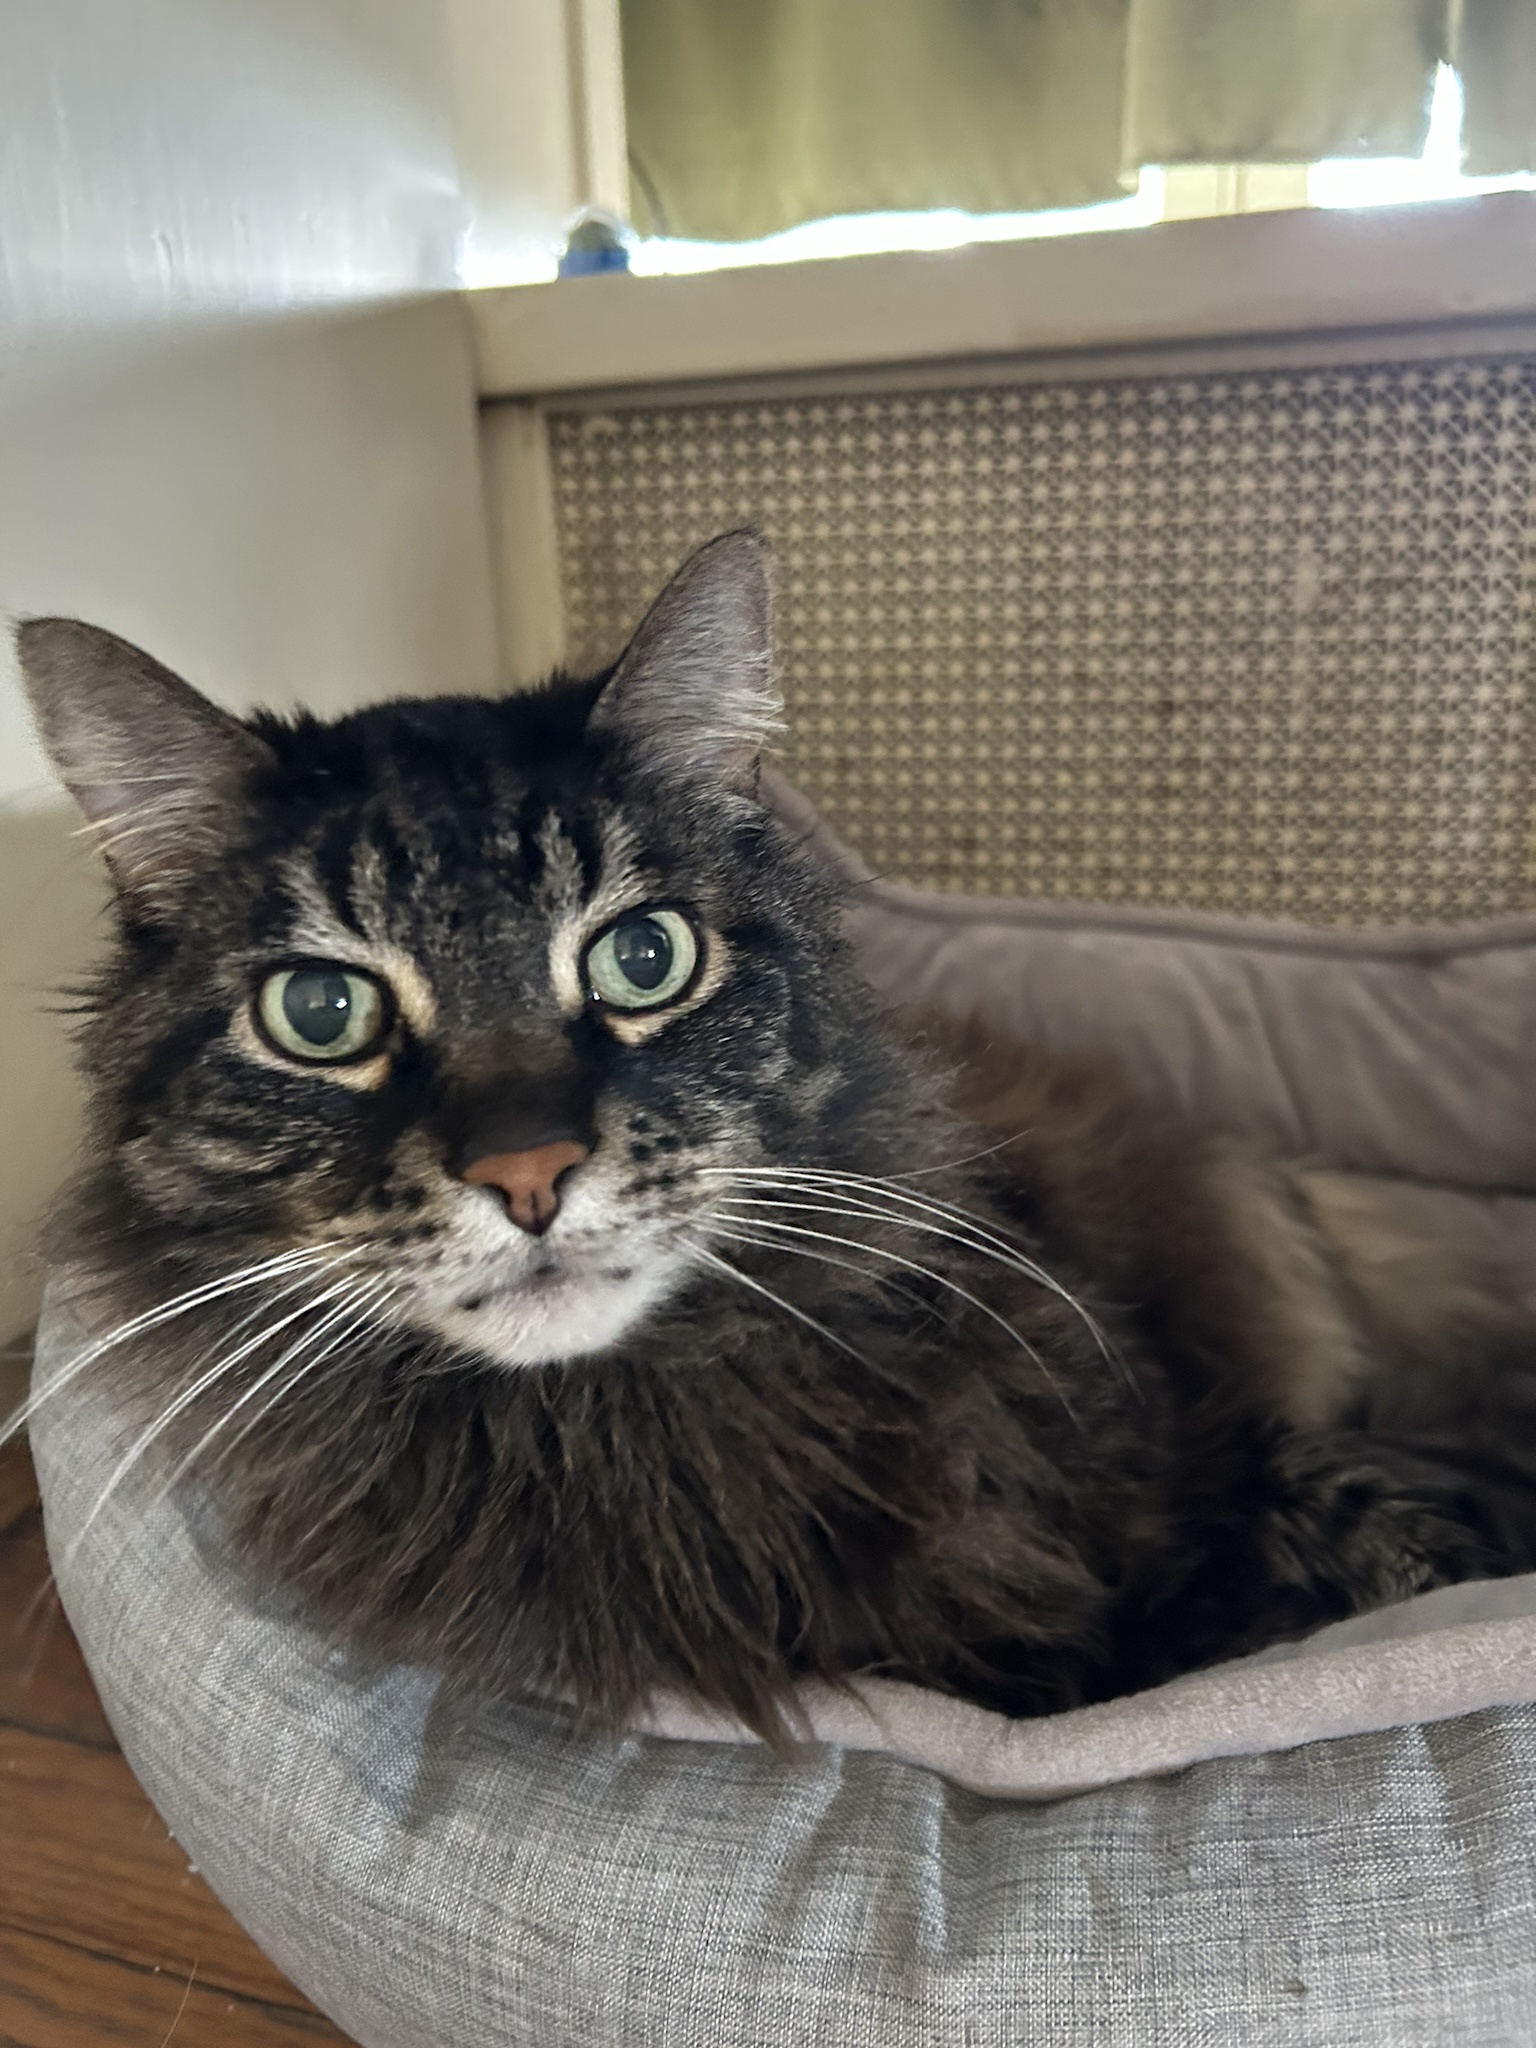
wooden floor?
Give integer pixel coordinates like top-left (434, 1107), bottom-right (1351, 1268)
top-left (0, 1434), bottom-right (356, 2047)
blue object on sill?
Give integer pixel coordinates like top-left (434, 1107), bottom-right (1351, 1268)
top-left (558, 213), bottom-right (632, 278)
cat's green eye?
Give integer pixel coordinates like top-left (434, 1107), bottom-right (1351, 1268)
top-left (584, 910), bottom-right (700, 1012)
top-left (256, 965), bottom-right (389, 1063)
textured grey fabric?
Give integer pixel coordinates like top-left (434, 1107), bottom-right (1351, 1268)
top-left (638, 1588), bottom-right (1536, 1801)
top-left (768, 773), bottom-right (1536, 1284)
top-left (31, 1323), bottom-right (1536, 2048)
top-left (767, 774), bottom-right (1536, 1193)
top-left (32, 829), bottom-right (1536, 2045)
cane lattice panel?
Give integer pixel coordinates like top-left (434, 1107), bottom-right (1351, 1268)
top-left (546, 357), bottom-right (1536, 925)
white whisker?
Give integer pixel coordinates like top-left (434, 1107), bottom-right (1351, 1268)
top-left (683, 1239), bottom-right (869, 1364)
top-left (705, 1164), bottom-right (1124, 1380)
top-left (143, 1278), bottom-right (401, 1518)
top-left (61, 765), bottom-right (198, 784)
top-left (2, 1245), bottom-right (350, 1453)
top-left (714, 1165), bottom-right (1076, 1300)
top-left (705, 1220), bottom-right (896, 1296)
top-left (895, 1134), bottom-right (1023, 1178)
top-left (703, 1209), bottom-right (1080, 1427)
top-left (57, 1261), bottom-right (363, 1573)
top-left (715, 1185), bottom-right (1080, 1330)
top-left (717, 1187), bottom-right (1034, 1272)
top-left (702, 1223), bottom-right (948, 1375)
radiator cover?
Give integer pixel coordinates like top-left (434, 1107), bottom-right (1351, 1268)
top-left (548, 356), bottom-right (1535, 926)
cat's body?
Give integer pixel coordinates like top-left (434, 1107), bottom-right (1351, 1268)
top-left (17, 534), bottom-right (1536, 1740)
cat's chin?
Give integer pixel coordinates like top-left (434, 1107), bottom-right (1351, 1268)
top-left (428, 1249), bottom-right (692, 1369)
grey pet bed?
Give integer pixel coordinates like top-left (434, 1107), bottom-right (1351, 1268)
top-left (32, 789), bottom-right (1536, 2047)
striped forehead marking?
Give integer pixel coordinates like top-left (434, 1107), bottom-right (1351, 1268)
top-left (269, 858), bottom-right (438, 1038)
top-left (545, 812), bottom-right (665, 1019)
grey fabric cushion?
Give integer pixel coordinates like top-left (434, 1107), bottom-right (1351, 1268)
top-left (32, 797), bottom-right (1536, 2045)
top-left (30, 1335), bottom-right (1536, 2048)
top-left (767, 776), bottom-right (1536, 1187)
top-left (765, 772), bottom-right (1536, 1279)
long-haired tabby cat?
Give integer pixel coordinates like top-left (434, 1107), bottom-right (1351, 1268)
top-left (14, 533), bottom-right (1536, 1740)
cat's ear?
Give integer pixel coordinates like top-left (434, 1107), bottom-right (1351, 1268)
top-left (15, 618), bottom-right (274, 898)
top-left (587, 530), bottom-right (781, 790)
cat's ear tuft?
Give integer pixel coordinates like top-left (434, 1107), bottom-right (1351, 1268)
top-left (15, 618), bottom-right (275, 899)
top-left (587, 531), bottom-right (781, 790)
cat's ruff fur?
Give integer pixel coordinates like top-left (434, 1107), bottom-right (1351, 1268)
top-left (16, 533), bottom-right (1536, 1741)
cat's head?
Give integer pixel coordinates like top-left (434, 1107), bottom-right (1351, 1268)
top-left (19, 535), bottom-right (918, 1369)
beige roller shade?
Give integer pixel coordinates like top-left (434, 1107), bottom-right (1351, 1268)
top-left (622, 0), bottom-right (1536, 243)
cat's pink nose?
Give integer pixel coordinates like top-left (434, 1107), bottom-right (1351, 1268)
top-left (461, 1140), bottom-right (589, 1236)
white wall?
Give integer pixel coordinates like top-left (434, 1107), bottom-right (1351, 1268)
top-left (0, 0), bottom-right (573, 1340)
top-left (446, 0), bottom-right (619, 286)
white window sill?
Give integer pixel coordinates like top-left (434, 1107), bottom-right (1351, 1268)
top-left (468, 190), bottom-right (1536, 402)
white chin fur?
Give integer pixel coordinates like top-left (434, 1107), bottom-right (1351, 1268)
top-left (433, 1248), bottom-right (691, 1367)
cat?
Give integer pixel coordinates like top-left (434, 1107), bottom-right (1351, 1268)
top-left (14, 532), bottom-right (1536, 1741)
